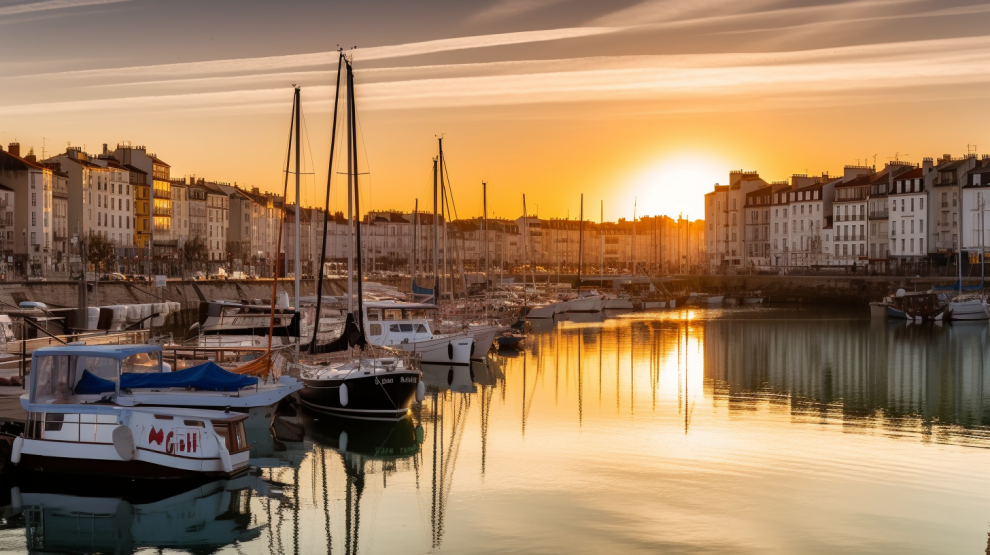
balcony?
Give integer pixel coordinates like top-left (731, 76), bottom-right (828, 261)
top-left (153, 188), bottom-right (171, 199)
top-left (868, 211), bottom-right (888, 220)
top-left (153, 206), bottom-right (173, 217)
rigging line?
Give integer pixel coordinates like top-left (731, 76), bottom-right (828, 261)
top-left (300, 103), bottom-right (320, 205)
top-left (269, 87), bottom-right (298, 351)
top-left (441, 154), bottom-right (460, 220)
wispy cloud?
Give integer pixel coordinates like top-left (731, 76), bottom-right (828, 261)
top-left (17, 26), bottom-right (620, 80)
top-left (0, 0), bottom-right (130, 17)
top-left (467, 0), bottom-right (573, 23)
top-left (7, 34), bottom-right (990, 116)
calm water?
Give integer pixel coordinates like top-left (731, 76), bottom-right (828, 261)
top-left (2, 306), bottom-right (990, 554)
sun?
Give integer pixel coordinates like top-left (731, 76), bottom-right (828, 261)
top-left (626, 154), bottom-right (726, 219)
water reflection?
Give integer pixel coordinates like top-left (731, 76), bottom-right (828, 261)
top-left (12, 477), bottom-right (262, 553)
top-left (3, 307), bottom-right (990, 554)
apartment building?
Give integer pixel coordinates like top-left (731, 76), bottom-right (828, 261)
top-left (0, 143), bottom-right (53, 276)
top-left (889, 167), bottom-right (928, 264)
top-left (832, 166), bottom-right (875, 267)
top-left (929, 155), bottom-right (978, 254)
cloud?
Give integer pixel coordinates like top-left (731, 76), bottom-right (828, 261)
top-left (16, 26), bottom-right (621, 80)
top-left (467, 0), bottom-right (573, 23)
top-left (6, 34), bottom-right (990, 116)
top-left (0, 0), bottom-right (130, 16)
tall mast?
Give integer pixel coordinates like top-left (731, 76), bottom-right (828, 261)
top-left (310, 53), bottom-right (343, 352)
top-left (632, 198), bottom-right (637, 275)
top-left (346, 59), bottom-right (365, 334)
top-left (346, 78), bottom-right (355, 313)
top-left (439, 138), bottom-right (448, 299)
top-left (600, 201), bottom-right (604, 280)
top-left (268, 88), bottom-right (297, 349)
top-left (522, 194), bottom-right (528, 302)
top-left (412, 198), bottom-right (418, 289)
top-left (294, 86), bottom-right (302, 319)
top-left (578, 194), bottom-right (584, 293)
top-left (483, 181), bottom-right (488, 290)
top-left (432, 157), bottom-right (439, 305)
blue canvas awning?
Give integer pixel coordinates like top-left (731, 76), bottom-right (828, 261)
top-left (121, 361), bottom-right (257, 391)
top-left (75, 361), bottom-right (259, 394)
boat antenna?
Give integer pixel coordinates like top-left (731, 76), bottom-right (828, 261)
top-left (310, 51), bottom-right (345, 353)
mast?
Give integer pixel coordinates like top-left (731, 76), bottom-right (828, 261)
top-left (310, 52), bottom-right (343, 353)
top-left (439, 138), bottom-right (448, 299)
top-left (522, 194), bottom-right (528, 304)
top-left (432, 157), bottom-right (440, 305)
top-left (346, 79), bottom-right (354, 314)
top-left (483, 181), bottom-right (489, 299)
top-left (599, 201), bottom-right (604, 280)
top-left (632, 198), bottom-right (637, 275)
top-left (412, 198), bottom-right (418, 290)
top-left (346, 58), bottom-right (366, 335)
top-left (267, 88), bottom-right (297, 349)
top-left (578, 194), bottom-right (584, 293)
top-left (294, 85), bottom-right (302, 319)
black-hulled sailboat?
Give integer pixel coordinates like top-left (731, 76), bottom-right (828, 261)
top-left (297, 52), bottom-right (423, 420)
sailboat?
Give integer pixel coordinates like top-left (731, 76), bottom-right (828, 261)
top-left (297, 53), bottom-right (424, 420)
top-left (948, 191), bottom-right (989, 320)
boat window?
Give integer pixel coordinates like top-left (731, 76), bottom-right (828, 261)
top-left (389, 324), bottom-right (401, 333)
top-left (400, 324), bottom-right (413, 332)
top-left (32, 355), bottom-right (72, 404)
top-left (234, 422), bottom-right (248, 451)
top-left (75, 356), bottom-right (119, 386)
top-left (369, 324), bottom-right (382, 336)
top-left (213, 421), bottom-right (230, 450)
top-left (367, 309), bottom-right (381, 321)
top-left (384, 309), bottom-right (402, 321)
top-left (121, 352), bottom-right (161, 374)
top-left (183, 420), bottom-right (205, 427)
top-left (416, 324), bottom-right (428, 333)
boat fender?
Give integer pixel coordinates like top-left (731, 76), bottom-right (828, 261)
top-left (112, 426), bottom-right (136, 461)
top-left (448, 342), bottom-right (453, 360)
top-left (9, 486), bottom-right (21, 515)
top-left (339, 431), bottom-right (348, 453)
top-left (416, 380), bottom-right (426, 403)
top-left (339, 383), bottom-right (349, 407)
top-left (213, 435), bottom-right (234, 474)
top-left (10, 436), bottom-right (22, 465)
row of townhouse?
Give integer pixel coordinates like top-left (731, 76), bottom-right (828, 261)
top-left (705, 154), bottom-right (990, 273)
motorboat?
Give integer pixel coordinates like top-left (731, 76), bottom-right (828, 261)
top-left (19, 345), bottom-right (302, 429)
top-left (743, 291), bottom-right (766, 304)
top-left (947, 294), bottom-right (989, 321)
top-left (562, 290), bottom-right (606, 313)
top-left (297, 355), bottom-right (424, 420)
top-left (363, 301), bottom-right (475, 365)
top-left (872, 289), bottom-right (948, 321)
top-left (196, 300), bottom-right (300, 340)
top-left (496, 332), bottom-right (525, 349)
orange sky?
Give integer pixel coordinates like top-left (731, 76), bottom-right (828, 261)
top-left (2, 0), bottom-right (989, 221)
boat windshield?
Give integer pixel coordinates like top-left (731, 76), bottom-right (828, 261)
top-left (32, 355), bottom-right (119, 403)
top-left (121, 352), bottom-right (163, 374)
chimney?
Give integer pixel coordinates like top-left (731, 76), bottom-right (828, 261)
top-left (923, 157), bottom-right (934, 174)
top-left (8, 143), bottom-right (19, 157)
top-left (252, 187), bottom-right (260, 195)
top-left (102, 143), bottom-right (108, 155)
top-left (25, 148), bottom-right (36, 163)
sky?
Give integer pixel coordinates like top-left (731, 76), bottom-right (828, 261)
top-left (1, 0), bottom-right (989, 222)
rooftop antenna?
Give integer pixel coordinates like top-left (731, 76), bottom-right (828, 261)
top-left (41, 137), bottom-right (46, 159)
top-left (968, 144), bottom-right (979, 157)
top-left (872, 154), bottom-right (877, 167)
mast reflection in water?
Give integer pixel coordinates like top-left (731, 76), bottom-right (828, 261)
top-left (3, 306), bottom-right (990, 554)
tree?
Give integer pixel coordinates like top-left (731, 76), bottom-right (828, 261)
top-left (87, 233), bottom-right (116, 275)
top-left (180, 234), bottom-right (208, 273)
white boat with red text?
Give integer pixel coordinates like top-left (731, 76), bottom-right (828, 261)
top-left (12, 345), bottom-right (253, 479)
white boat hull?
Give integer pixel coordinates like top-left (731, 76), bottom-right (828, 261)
top-left (467, 325), bottom-right (503, 358)
top-left (949, 299), bottom-right (990, 321)
top-left (604, 299), bottom-right (634, 310)
top-left (393, 334), bottom-right (474, 365)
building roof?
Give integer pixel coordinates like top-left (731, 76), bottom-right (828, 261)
top-left (122, 164), bottom-right (147, 175)
top-left (894, 168), bottom-right (924, 182)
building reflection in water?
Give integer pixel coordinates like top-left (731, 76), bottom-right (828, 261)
top-left (703, 317), bottom-right (990, 437)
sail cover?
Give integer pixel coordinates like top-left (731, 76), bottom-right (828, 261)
top-left (121, 361), bottom-right (258, 391)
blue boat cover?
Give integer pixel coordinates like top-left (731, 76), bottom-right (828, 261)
top-left (412, 280), bottom-right (434, 296)
top-left (933, 281), bottom-right (984, 291)
top-left (121, 361), bottom-right (257, 391)
top-left (74, 369), bottom-right (115, 395)
top-left (74, 361), bottom-right (258, 394)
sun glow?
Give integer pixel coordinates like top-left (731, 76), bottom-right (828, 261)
top-left (626, 154), bottom-right (727, 219)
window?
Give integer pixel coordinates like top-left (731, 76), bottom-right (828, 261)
top-left (31, 193), bottom-right (35, 207)
top-left (920, 238), bottom-right (924, 252)
top-left (369, 324), bottom-right (382, 336)
top-left (31, 213), bottom-right (35, 226)
top-left (920, 220), bottom-right (924, 233)
top-left (920, 198), bottom-right (924, 210)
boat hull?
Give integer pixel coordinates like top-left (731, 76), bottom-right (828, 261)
top-left (563, 298), bottom-right (605, 313)
top-left (393, 335), bottom-right (474, 365)
top-left (298, 372), bottom-right (421, 420)
top-left (948, 299), bottom-right (990, 321)
top-left (467, 325), bottom-right (503, 358)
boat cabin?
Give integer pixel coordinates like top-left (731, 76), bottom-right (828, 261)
top-left (363, 302), bottom-right (437, 345)
top-left (29, 345), bottom-right (167, 405)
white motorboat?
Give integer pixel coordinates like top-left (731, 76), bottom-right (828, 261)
top-left (466, 324), bottom-right (505, 358)
top-left (947, 295), bottom-right (990, 321)
top-left (562, 290), bottom-right (606, 313)
top-left (196, 300), bottom-right (300, 341)
top-left (603, 297), bottom-right (634, 310)
top-left (640, 300), bottom-right (667, 310)
top-left (20, 345), bottom-right (302, 430)
top-left (364, 301), bottom-right (474, 365)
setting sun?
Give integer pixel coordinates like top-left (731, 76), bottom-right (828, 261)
top-left (625, 154), bottom-right (727, 219)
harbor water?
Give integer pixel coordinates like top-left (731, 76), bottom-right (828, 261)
top-left (0, 305), bottom-right (988, 553)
